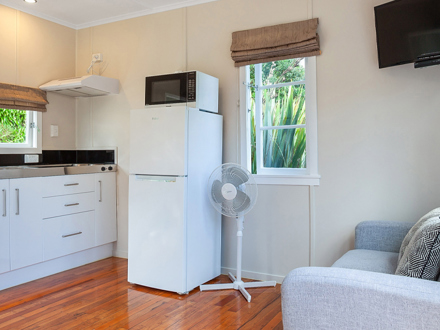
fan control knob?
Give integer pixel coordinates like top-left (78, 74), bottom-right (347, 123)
top-left (221, 183), bottom-right (237, 200)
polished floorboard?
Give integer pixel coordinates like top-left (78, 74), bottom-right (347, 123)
top-left (0, 257), bottom-right (282, 329)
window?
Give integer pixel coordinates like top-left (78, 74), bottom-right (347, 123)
top-left (0, 108), bottom-right (41, 154)
top-left (240, 57), bottom-right (319, 185)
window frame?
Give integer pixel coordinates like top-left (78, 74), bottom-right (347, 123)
top-left (239, 56), bottom-right (320, 186)
top-left (0, 110), bottom-right (42, 154)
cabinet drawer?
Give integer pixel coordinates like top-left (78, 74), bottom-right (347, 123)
top-left (42, 175), bottom-right (94, 197)
top-left (42, 192), bottom-right (94, 219)
top-left (43, 211), bottom-right (95, 261)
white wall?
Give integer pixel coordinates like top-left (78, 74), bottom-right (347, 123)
top-left (0, 5), bottom-right (76, 150)
top-left (74, 0), bottom-right (440, 280)
top-left (43, 93), bottom-right (76, 150)
top-left (313, 0), bottom-right (440, 265)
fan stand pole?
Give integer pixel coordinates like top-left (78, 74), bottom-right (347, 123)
top-left (199, 216), bottom-right (276, 302)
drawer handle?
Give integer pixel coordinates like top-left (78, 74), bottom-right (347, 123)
top-left (99, 180), bottom-right (102, 202)
top-left (2, 189), bottom-right (6, 217)
top-left (15, 189), bottom-right (19, 215)
top-left (64, 203), bottom-right (79, 207)
top-left (62, 231), bottom-right (82, 238)
top-left (64, 183), bottom-right (79, 187)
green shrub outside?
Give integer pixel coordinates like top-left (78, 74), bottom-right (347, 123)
top-left (0, 108), bottom-right (27, 143)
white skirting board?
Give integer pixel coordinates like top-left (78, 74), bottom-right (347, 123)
top-left (113, 249), bottom-right (128, 259)
top-left (0, 244), bottom-right (113, 291)
top-left (221, 267), bottom-right (285, 284)
top-left (111, 253), bottom-right (284, 284)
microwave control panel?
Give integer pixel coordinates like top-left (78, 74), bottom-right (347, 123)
top-left (187, 71), bottom-right (196, 102)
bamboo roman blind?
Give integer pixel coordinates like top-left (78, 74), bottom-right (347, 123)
top-left (230, 18), bottom-right (321, 67)
top-left (0, 83), bottom-right (48, 112)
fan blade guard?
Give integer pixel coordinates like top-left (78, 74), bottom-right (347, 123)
top-left (223, 166), bottom-right (249, 187)
top-left (207, 163), bottom-right (257, 217)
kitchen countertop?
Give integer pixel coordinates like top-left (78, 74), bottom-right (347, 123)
top-left (0, 164), bottom-right (117, 180)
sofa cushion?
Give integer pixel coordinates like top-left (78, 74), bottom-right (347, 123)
top-left (355, 221), bottom-right (415, 253)
top-left (395, 215), bottom-right (440, 281)
top-left (332, 249), bottom-right (398, 274)
top-left (398, 207), bottom-right (440, 261)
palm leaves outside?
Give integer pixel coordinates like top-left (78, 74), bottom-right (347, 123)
top-left (262, 85), bottom-right (306, 169)
top-left (0, 108), bottom-right (27, 143)
top-left (249, 59), bottom-right (307, 174)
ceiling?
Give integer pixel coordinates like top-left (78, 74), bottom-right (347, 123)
top-left (1, 0), bottom-right (218, 29)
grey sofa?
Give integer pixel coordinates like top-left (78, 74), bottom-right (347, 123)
top-left (282, 221), bottom-right (440, 330)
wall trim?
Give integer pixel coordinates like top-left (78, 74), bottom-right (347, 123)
top-left (114, 254), bottom-right (285, 283)
top-left (309, 185), bottom-right (316, 266)
top-left (307, 0), bottom-right (313, 19)
top-left (221, 267), bottom-right (285, 284)
top-left (1, 0), bottom-right (219, 30)
top-left (1, 1), bottom-right (78, 29)
top-left (113, 249), bottom-right (128, 259)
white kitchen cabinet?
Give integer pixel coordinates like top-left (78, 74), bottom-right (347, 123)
top-left (0, 180), bottom-right (10, 274)
top-left (42, 174), bottom-right (94, 197)
top-left (0, 171), bottom-right (117, 292)
top-left (0, 172), bottom-right (116, 281)
top-left (43, 211), bottom-right (95, 260)
top-left (10, 177), bottom-right (43, 270)
top-left (42, 191), bottom-right (94, 219)
top-left (95, 172), bottom-right (117, 246)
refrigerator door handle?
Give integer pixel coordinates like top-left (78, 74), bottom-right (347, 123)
top-left (134, 175), bottom-right (186, 182)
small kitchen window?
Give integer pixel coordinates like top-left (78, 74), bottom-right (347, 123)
top-left (0, 108), bottom-right (41, 154)
top-left (0, 82), bottom-right (47, 155)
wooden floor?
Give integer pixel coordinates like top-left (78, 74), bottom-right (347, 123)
top-left (0, 257), bottom-right (282, 329)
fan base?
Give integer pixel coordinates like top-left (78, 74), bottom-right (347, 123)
top-left (199, 272), bottom-right (276, 302)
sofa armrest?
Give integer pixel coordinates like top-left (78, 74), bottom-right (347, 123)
top-left (282, 267), bottom-right (440, 330)
top-left (355, 220), bottom-right (414, 253)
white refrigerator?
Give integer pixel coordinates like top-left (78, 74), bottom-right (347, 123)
top-left (128, 105), bottom-right (223, 294)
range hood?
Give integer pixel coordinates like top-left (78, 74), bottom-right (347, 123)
top-left (39, 75), bottom-right (119, 97)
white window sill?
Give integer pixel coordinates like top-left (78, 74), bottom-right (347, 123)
top-left (254, 174), bottom-right (320, 186)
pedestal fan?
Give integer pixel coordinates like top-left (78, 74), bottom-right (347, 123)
top-left (199, 163), bottom-right (276, 302)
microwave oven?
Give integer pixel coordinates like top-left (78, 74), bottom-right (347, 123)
top-left (145, 71), bottom-right (219, 113)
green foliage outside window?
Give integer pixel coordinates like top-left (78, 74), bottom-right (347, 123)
top-left (249, 59), bottom-right (307, 174)
top-left (0, 108), bottom-right (27, 143)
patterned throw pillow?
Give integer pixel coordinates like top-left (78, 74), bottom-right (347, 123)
top-left (398, 207), bottom-right (440, 262)
top-left (395, 215), bottom-right (440, 281)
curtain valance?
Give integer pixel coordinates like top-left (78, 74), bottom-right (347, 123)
top-left (0, 83), bottom-right (48, 112)
top-left (231, 18), bottom-right (321, 67)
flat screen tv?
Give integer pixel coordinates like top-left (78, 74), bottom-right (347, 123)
top-left (374, 0), bottom-right (440, 69)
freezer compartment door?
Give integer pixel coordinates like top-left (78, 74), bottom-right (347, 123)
top-left (128, 175), bottom-right (187, 293)
top-left (130, 106), bottom-right (187, 176)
